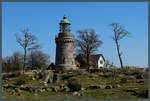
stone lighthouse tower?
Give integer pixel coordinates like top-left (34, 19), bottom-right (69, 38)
top-left (55, 15), bottom-right (76, 70)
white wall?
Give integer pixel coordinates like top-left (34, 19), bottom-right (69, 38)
top-left (98, 56), bottom-right (105, 68)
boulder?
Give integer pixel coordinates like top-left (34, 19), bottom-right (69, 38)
top-left (15, 88), bottom-right (22, 93)
top-left (46, 87), bottom-right (52, 92)
top-left (57, 84), bottom-right (70, 92)
top-left (34, 93), bottom-right (38, 96)
top-left (62, 74), bottom-right (73, 80)
top-left (105, 85), bottom-right (112, 89)
top-left (67, 77), bottom-right (81, 92)
top-left (81, 87), bottom-right (86, 91)
top-left (42, 70), bottom-right (54, 83)
top-left (44, 83), bottom-right (48, 86)
top-left (112, 84), bottom-right (121, 88)
top-left (32, 70), bottom-right (40, 79)
top-left (89, 85), bottom-right (100, 89)
top-left (73, 92), bottom-right (80, 96)
top-left (20, 86), bottom-right (29, 91)
top-left (136, 74), bottom-right (144, 79)
top-left (99, 85), bottom-right (106, 89)
top-left (30, 75), bottom-right (35, 80)
top-left (51, 86), bottom-right (60, 92)
top-left (136, 80), bottom-right (145, 84)
top-left (64, 86), bottom-right (70, 92)
top-left (53, 74), bottom-right (62, 82)
top-left (126, 89), bottom-right (138, 96)
top-left (3, 84), bottom-right (17, 90)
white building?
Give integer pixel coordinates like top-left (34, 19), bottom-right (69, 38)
top-left (90, 54), bottom-right (105, 69)
top-left (75, 54), bottom-right (105, 69)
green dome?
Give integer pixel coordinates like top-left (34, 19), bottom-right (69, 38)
top-left (60, 15), bottom-right (70, 24)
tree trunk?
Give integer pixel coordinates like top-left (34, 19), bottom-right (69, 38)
top-left (23, 49), bottom-right (27, 73)
top-left (115, 40), bottom-right (123, 68)
top-left (87, 53), bottom-right (90, 72)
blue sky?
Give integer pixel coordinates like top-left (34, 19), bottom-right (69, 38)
top-left (2, 2), bottom-right (148, 67)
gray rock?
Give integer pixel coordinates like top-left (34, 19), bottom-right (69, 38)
top-left (53, 74), bottom-right (62, 82)
top-left (60, 84), bottom-right (65, 88)
top-left (136, 74), bottom-right (144, 79)
top-left (99, 85), bottom-right (105, 89)
top-left (112, 84), bottom-right (121, 88)
top-left (15, 88), bottom-right (22, 93)
top-left (3, 84), bottom-right (17, 90)
top-left (44, 70), bottom-right (54, 83)
top-left (73, 92), bottom-right (80, 96)
top-left (64, 86), bottom-right (70, 92)
top-left (51, 86), bottom-right (60, 92)
top-left (44, 83), bottom-right (48, 86)
top-left (105, 85), bottom-right (112, 89)
top-left (18, 93), bottom-right (22, 96)
top-left (126, 89), bottom-right (138, 96)
top-left (89, 85), bottom-right (100, 89)
top-left (81, 87), bottom-right (86, 91)
top-left (34, 93), bottom-right (38, 96)
top-left (136, 80), bottom-right (145, 84)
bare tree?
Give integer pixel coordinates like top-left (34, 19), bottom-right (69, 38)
top-left (15, 28), bottom-right (40, 73)
top-left (75, 29), bottom-right (102, 71)
top-left (109, 23), bottom-right (130, 68)
top-left (27, 50), bottom-right (50, 70)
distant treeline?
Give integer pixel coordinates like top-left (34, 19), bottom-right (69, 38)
top-left (2, 50), bottom-right (50, 73)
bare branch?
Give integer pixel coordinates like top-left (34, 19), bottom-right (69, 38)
top-left (75, 29), bottom-right (103, 71)
top-left (109, 23), bottom-right (130, 68)
top-left (15, 28), bottom-right (40, 73)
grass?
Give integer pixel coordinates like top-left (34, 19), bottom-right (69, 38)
top-left (2, 68), bottom-right (148, 100)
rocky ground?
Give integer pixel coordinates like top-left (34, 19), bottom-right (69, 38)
top-left (2, 68), bottom-right (148, 100)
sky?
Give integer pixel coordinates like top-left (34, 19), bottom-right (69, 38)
top-left (2, 2), bottom-right (148, 67)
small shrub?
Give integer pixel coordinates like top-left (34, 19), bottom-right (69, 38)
top-left (8, 71), bottom-right (21, 78)
top-left (67, 77), bottom-right (81, 92)
top-left (14, 74), bottom-right (29, 85)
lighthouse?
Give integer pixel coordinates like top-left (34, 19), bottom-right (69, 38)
top-left (55, 15), bottom-right (76, 70)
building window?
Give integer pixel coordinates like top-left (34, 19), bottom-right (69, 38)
top-left (100, 60), bottom-right (103, 64)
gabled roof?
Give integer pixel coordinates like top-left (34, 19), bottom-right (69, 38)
top-left (75, 54), bottom-right (105, 64)
top-left (89, 54), bottom-right (105, 66)
top-left (90, 54), bottom-right (105, 62)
